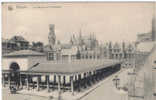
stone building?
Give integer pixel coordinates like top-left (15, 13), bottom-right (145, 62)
top-left (9, 36), bottom-right (29, 50)
top-left (2, 36), bottom-right (29, 54)
top-left (70, 33), bottom-right (98, 51)
top-left (2, 38), bottom-right (17, 54)
top-left (106, 42), bottom-right (136, 68)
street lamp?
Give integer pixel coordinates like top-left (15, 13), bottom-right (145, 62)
top-left (113, 75), bottom-right (120, 89)
top-left (153, 67), bottom-right (156, 96)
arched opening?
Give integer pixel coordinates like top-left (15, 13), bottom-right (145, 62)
top-left (9, 62), bottom-right (20, 87)
top-left (10, 62), bottom-right (20, 71)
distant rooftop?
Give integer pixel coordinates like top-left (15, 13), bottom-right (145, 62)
top-left (3, 50), bottom-right (45, 57)
top-left (2, 38), bottom-right (16, 44)
top-left (10, 36), bottom-right (29, 42)
top-left (136, 41), bottom-right (155, 52)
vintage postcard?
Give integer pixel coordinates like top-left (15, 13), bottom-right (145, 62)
top-left (1, 2), bottom-right (156, 100)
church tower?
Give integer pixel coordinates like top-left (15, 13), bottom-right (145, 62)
top-left (48, 24), bottom-right (56, 49)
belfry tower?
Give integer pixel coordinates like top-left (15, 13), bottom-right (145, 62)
top-left (48, 24), bottom-right (56, 49)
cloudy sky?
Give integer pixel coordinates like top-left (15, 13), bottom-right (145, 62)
top-left (2, 2), bottom-right (154, 44)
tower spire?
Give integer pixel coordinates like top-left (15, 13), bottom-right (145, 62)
top-left (48, 24), bottom-right (56, 49)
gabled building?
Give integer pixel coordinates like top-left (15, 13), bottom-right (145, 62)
top-left (2, 36), bottom-right (29, 55)
top-left (2, 50), bottom-right (46, 72)
top-left (2, 38), bottom-right (18, 54)
top-left (9, 36), bottom-right (29, 50)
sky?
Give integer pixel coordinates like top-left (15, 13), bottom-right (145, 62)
top-left (2, 2), bottom-right (155, 45)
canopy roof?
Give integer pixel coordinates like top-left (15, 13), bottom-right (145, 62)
top-left (28, 59), bottom-right (122, 75)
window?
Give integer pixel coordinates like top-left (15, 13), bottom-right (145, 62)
top-left (47, 52), bottom-right (54, 60)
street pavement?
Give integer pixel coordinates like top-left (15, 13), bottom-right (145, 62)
top-left (81, 68), bottom-right (132, 100)
top-left (2, 88), bottom-right (49, 100)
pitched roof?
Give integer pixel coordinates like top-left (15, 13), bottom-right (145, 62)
top-left (2, 38), bottom-right (16, 44)
top-left (3, 50), bottom-right (45, 57)
top-left (10, 36), bottom-right (29, 42)
top-left (28, 59), bottom-right (122, 74)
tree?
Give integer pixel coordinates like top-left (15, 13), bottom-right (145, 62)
top-left (31, 41), bottom-right (44, 52)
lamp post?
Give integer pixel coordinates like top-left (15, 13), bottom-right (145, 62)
top-left (153, 67), bottom-right (156, 96)
top-left (113, 75), bottom-right (120, 89)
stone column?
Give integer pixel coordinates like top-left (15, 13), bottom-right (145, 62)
top-left (58, 75), bottom-right (61, 92)
top-left (26, 75), bottom-right (29, 90)
top-left (70, 76), bottom-right (74, 95)
top-left (37, 76), bottom-right (40, 91)
top-left (54, 75), bottom-right (56, 84)
top-left (95, 70), bottom-right (99, 81)
top-left (8, 73), bottom-right (10, 87)
top-left (2, 73), bottom-right (5, 87)
top-left (75, 75), bottom-right (77, 81)
top-left (46, 75), bottom-right (50, 92)
top-left (78, 74), bottom-right (81, 92)
top-left (20, 74), bottom-right (23, 89)
top-left (93, 71), bottom-right (96, 83)
top-left (63, 76), bottom-right (66, 85)
top-left (89, 72), bottom-right (92, 85)
top-left (63, 76), bottom-right (66, 91)
top-left (86, 72), bottom-right (89, 86)
top-left (74, 75), bottom-right (76, 89)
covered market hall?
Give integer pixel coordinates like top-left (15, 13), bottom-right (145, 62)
top-left (2, 50), bottom-right (122, 95)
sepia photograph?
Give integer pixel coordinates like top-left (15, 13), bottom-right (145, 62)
top-left (1, 2), bottom-right (156, 100)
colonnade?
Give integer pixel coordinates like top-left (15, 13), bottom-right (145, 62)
top-left (2, 64), bottom-right (121, 95)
